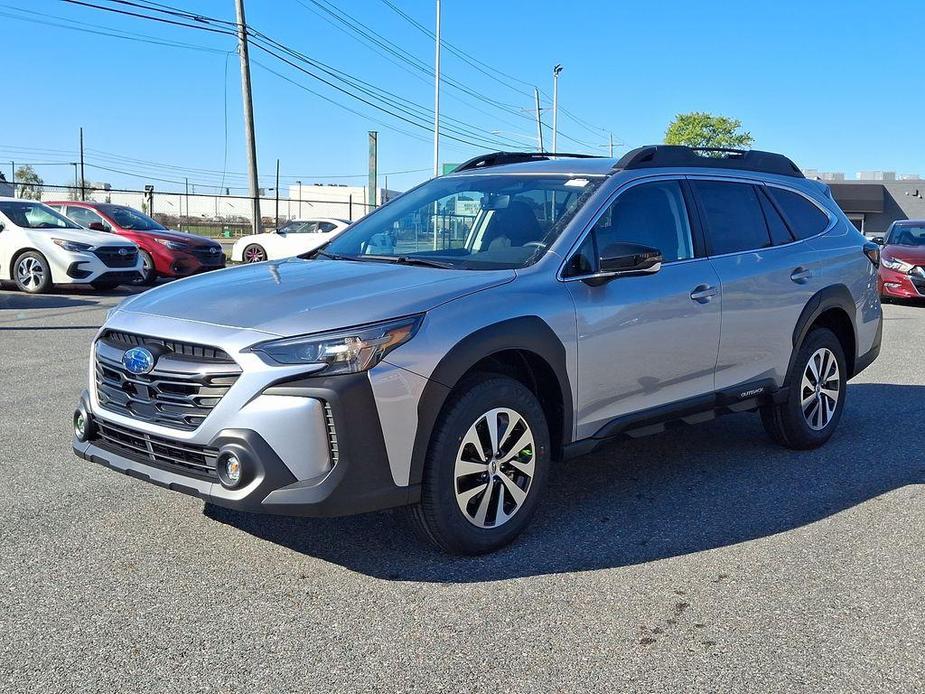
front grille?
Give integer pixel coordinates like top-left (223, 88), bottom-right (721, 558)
top-left (94, 331), bottom-right (241, 431)
top-left (94, 246), bottom-right (138, 268)
top-left (191, 247), bottom-right (225, 265)
top-left (95, 419), bottom-right (219, 480)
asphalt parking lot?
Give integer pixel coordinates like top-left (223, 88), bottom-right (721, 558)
top-left (0, 286), bottom-right (922, 693)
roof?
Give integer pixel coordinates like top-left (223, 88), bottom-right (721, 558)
top-left (445, 145), bottom-right (804, 179)
top-left (828, 183), bottom-right (885, 213)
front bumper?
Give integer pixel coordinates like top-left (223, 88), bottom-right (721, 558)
top-left (73, 373), bottom-right (418, 517)
top-left (879, 267), bottom-right (925, 299)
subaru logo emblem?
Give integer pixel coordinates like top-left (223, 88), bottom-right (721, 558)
top-left (118, 248), bottom-right (128, 256)
top-left (210, 247), bottom-right (219, 255)
top-left (122, 346), bottom-right (155, 375)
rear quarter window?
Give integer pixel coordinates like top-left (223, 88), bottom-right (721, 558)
top-left (767, 188), bottom-right (829, 240)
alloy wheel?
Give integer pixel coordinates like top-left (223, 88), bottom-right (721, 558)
top-left (454, 407), bottom-right (535, 529)
top-left (801, 347), bottom-right (840, 431)
top-left (243, 245), bottom-right (266, 263)
top-left (17, 257), bottom-right (45, 290)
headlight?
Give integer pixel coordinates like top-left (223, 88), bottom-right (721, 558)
top-left (881, 256), bottom-right (914, 273)
top-left (156, 238), bottom-right (189, 251)
top-left (52, 238), bottom-right (94, 252)
top-left (245, 315), bottom-right (423, 374)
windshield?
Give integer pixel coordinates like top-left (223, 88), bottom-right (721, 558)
top-left (0, 201), bottom-right (82, 230)
top-left (323, 174), bottom-right (604, 269)
top-left (99, 205), bottom-right (166, 231)
top-left (888, 224), bottom-right (925, 247)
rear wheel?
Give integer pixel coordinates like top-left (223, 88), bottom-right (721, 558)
top-left (411, 375), bottom-right (550, 555)
top-left (14, 251), bottom-right (52, 294)
top-left (761, 327), bottom-right (847, 450)
top-left (242, 244), bottom-right (266, 263)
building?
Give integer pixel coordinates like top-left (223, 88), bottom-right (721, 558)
top-left (0, 173), bottom-right (12, 197)
top-left (38, 181), bottom-right (398, 226)
top-left (805, 169), bottom-right (925, 236)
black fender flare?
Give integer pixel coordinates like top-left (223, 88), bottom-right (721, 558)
top-left (408, 316), bottom-right (572, 486)
top-left (786, 284), bottom-right (857, 383)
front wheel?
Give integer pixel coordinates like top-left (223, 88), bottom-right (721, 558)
top-left (134, 250), bottom-right (157, 285)
top-left (14, 251), bottom-right (52, 293)
top-left (411, 375), bottom-right (550, 555)
top-left (242, 244), bottom-right (267, 263)
top-left (761, 327), bottom-right (847, 450)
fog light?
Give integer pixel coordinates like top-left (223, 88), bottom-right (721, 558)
top-left (219, 453), bottom-right (243, 488)
top-left (73, 408), bottom-right (93, 442)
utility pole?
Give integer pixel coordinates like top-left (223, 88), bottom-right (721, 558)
top-left (552, 64), bottom-right (563, 153)
top-left (534, 88), bottom-right (544, 153)
top-left (72, 163), bottom-right (79, 200)
top-left (184, 177), bottom-right (189, 231)
top-left (274, 158), bottom-right (280, 230)
top-left (368, 131), bottom-right (378, 210)
top-left (297, 180), bottom-right (302, 218)
top-left (432, 0), bottom-right (441, 177)
top-left (10, 161), bottom-right (14, 198)
top-left (609, 132), bottom-right (614, 157)
top-left (79, 127), bottom-right (86, 200)
top-left (234, 0), bottom-right (261, 235)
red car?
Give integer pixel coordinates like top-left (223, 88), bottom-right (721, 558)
top-left (875, 220), bottom-right (925, 301)
top-left (47, 201), bottom-right (225, 285)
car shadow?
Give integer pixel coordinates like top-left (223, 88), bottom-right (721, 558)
top-left (206, 383), bottom-right (925, 583)
top-left (0, 292), bottom-right (99, 311)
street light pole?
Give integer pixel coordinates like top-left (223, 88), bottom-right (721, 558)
top-left (432, 0), bottom-right (441, 177)
top-left (552, 64), bottom-right (562, 153)
top-left (234, 0), bottom-right (261, 235)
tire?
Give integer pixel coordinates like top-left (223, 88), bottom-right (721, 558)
top-left (411, 375), bottom-right (551, 555)
top-left (134, 250), bottom-right (157, 285)
top-left (760, 327), bottom-right (847, 450)
top-left (13, 251), bottom-right (52, 294)
top-left (90, 280), bottom-right (120, 291)
top-left (242, 244), bottom-right (267, 263)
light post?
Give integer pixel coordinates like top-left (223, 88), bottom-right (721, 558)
top-left (552, 64), bottom-right (563, 153)
top-left (297, 180), bottom-right (302, 218)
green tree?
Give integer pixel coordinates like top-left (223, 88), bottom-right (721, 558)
top-left (14, 165), bottom-right (44, 200)
top-left (664, 112), bottom-right (754, 150)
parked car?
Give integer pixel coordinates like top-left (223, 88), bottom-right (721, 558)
top-left (230, 218), bottom-right (351, 263)
top-left (72, 146), bottom-right (882, 554)
top-left (48, 201), bottom-right (225, 285)
top-left (874, 220), bottom-right (925, 300)
top-left (0, 197), bottom-right (142, 293)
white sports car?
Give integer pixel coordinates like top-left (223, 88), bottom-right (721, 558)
top-left (231, 218), bottom-right (351, 263)
top-left (0, 197), bottom-right (142, 293)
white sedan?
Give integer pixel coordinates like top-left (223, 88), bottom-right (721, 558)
top-left (231, 218), bottom-right (351, 263)
top-left (0, 197), bottom-right (142, 293)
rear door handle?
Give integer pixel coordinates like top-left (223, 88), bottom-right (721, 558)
top-left (790, 266), bottom-right (813, 284)
top-left (690, 284), bottom-right (719, 303)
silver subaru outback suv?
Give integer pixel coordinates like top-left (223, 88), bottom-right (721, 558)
top-left (73, 146), bottom-right (883, 554)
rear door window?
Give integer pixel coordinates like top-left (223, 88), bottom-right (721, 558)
top-left (691, 181), bottom-right (771, 255)
top-left (767, 188), bottom-right (829, 240)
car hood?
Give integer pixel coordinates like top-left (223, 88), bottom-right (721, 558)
top-left (40, 227), bottom-right (135, 247)
top-left (142, 229), bottom-right (220, 247)
top-left (117, 257), bottom-right (515, 336)
top-left (883, 244), bottom-right (925, 265)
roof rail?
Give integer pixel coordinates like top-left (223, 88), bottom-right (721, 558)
top-left (614, 145), bottom-right (804, 179)
top-left (452, 151), bottom-right (603, 173)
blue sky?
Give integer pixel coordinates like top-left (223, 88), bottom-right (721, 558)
top-left (0, 0), bottom-right (922, 194)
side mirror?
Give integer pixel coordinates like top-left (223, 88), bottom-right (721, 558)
top-left (584, 242), bottom-right (662, 285)
top-left (88, 222), bottom-right (108, 232)
top-left (871, 236), bottom-right (885, 246)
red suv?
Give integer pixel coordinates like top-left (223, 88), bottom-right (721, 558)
top-left (875, 220), bottom-right (925, 301)
top-left (48, 201), bottom-right (225, 285)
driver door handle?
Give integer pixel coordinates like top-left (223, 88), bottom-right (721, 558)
top-left (690, 284), bottom-right (719, 303)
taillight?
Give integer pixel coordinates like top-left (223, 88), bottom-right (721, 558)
top-left (863, 242), bottom-right (880, 267)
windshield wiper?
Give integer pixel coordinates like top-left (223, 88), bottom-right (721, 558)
top-left (312, 249), bottom-right (357, 261)
top-left (360, 254), bottom-right (456, 269)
